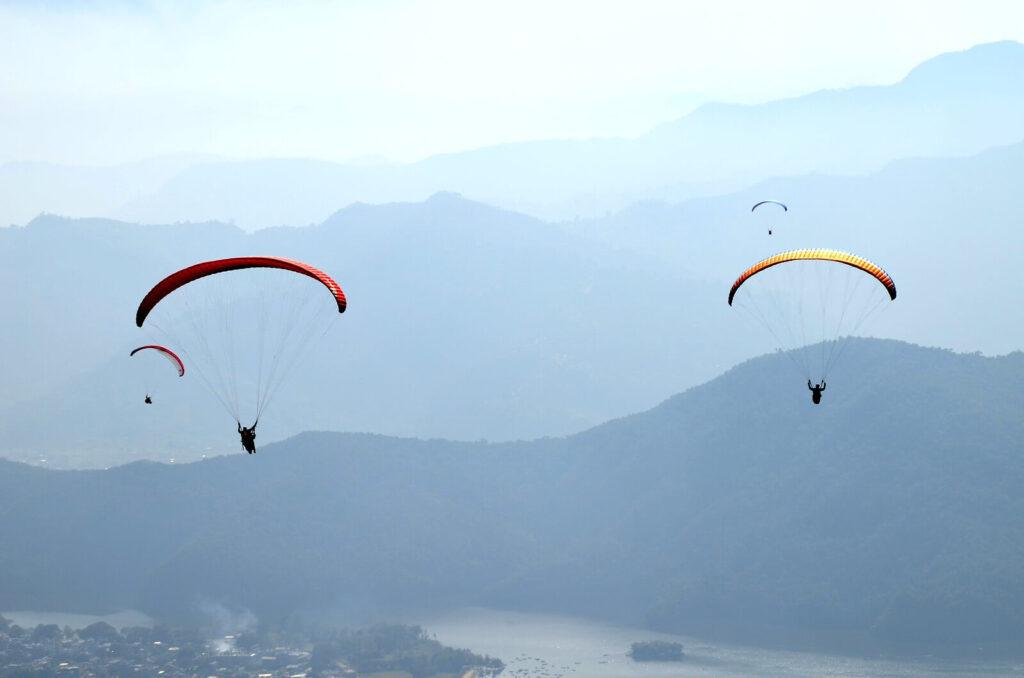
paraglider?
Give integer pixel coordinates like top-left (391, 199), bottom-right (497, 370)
top-left (135, 256), bottom-right (347, 454)
top-left (728, 249), bottom-right (896, 399)
top-left (130, 344), bottom-right (185, 405)
top-left (750, 200), bottom-right (788, 213)
top-left (728, 249), bottom-right (896, 306)
top-left (751, 200), bottom-right (788, 235)
top-left (807, 380), bottom-right (826, 405)
top-left (238, 422), bottom-right (257, 454)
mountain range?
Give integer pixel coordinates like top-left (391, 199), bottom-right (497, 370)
top-left (1, 340), bottom-right (1020, 650)
top-left (2, 132), bottom-right (1023, 466)
top-left (2, 41), bottom-right (1023, 230)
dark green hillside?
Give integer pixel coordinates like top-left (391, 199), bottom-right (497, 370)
top-left (538, 339), bottom-right (1024, 645)
top-left (0, 340), bottom-right (1021, 648)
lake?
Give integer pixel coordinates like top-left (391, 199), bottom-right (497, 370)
top-left (415, 608), bottom-right (1023, 678)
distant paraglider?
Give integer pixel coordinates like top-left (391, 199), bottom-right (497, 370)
top-left (130, 344), bottom-right (184, 404)
top-left (135, 256), bottom-right (347, 454)
top-left (750, 200), bottom-right (788, 213)
top-left (751, 200), bottom-right (788, 235)
top-left (130, 345), bottom-right (185, 376)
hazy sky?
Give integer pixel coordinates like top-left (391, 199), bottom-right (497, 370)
top-left (2, 0), bottom-right (1022, 166)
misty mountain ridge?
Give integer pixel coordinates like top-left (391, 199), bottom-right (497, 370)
top-left (2, 133), bottom-right (1023, 466)
top-left (1, 41), bottom-right (1022, 230)
top-left (116, 41), bottom-right (1024, 227)
top-left (0, 192), bottom-right (734, 466)
top-left (572, 138), bottom-right (1024, 354)
top-left (0, 155), bottom-right (220, 229)
top-left (1, 339), bottom-right (1020, 652)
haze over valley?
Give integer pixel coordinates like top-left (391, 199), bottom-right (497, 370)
top-left (1, 3), bottom-right (1023, 675)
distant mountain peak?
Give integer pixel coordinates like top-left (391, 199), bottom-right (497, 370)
top-left (322, 190), bottom-right (520, 229)
top-left (24, 213), bottom-right (132, 231)
top-left (426, 190), bottom-right (466, 203)
top-left (901, 40), bottom-right (1024, 88)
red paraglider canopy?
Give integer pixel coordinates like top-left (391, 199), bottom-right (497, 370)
top-left (135, 257), bottom-right (347, 327)
top-left (130, 344), bottom-right (185, 377)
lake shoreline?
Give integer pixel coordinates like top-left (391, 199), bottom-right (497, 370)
top-left (413, 607), bottom-right (1024, 678)
top-left (6, 606), bottom-right (1021, 676)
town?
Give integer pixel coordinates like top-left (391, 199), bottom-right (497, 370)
top-left (0, 616), bottom-right (503, 678)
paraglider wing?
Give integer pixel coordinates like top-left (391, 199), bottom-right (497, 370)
top-left (136, 256), bottom-right (347, 328)
top-left (130, 344), bottom-right (185, 377)
top-left (728, 249), bottom-right (896, 306)
top-left (135, 256), bottom-right (347, 427)
top-left (751, 200), bottom-right (788, 212)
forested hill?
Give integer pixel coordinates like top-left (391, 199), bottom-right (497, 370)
top-left (0, 339), bottom-right (1022, 649)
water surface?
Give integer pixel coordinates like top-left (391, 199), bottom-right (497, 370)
top-left (417, 607), bottom-right (1022, 678)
